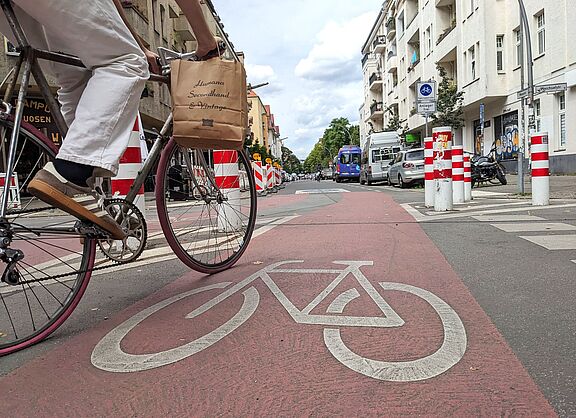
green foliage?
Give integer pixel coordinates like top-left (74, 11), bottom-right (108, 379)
top-left (304, 117), bottom-right (359, 171)
top-left (384, 105), bottom-right (408, 136)
top-left (281, 146), bottom-right (303, 173)
top-left (431, 64), bottom-right (465, 129)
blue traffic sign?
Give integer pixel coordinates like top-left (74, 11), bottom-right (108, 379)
top-left (420, 84), bottom-right (433, 97)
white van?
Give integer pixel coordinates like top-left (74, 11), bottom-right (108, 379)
top-left (360, 132), bottom-right (401, 185)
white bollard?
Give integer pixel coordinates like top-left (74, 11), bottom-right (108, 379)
top-left (531, 132), bottom-right (550, 206)
top-left (464, 153), bottom-right (472, 202)
top-left (214, 150), bottom-right (241, 231)
top-left (424, 137), bottom-right (435, 208)
top-left (452, 146), bottom-right (465, 204)
top-left (433, 127), bottom-right (453, 212)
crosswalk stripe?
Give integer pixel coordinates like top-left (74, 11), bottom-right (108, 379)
top-left (520, 235), bottom-right (576, 250)
top-left (491, 223), bottom-right (576, 233)
top-left (473, 215), bottom-right (546, 222)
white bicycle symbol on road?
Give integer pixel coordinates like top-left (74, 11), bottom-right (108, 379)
top-left (92, 261), bottom-right (467, 382)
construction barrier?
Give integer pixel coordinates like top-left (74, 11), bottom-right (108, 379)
top-left (111, 114), bottom-right (146, 217)
top-left (452, 146), bottom-right (465, 204)
top-left (464, 153), bottom-right (472, 202)
top-left (0, 172), bottom-right (20, 209)
top-left (433, 127), bottom-right (453, 212)
top-left (253, 161), bottom-right (266, 195)
top-left (424, 137), bottom-right (434, 208)
top-left (214, 150), bottom-right (241, 231)
top-left (266, 164), bottom-right (276, 192)
top-left (531, 132), bottom-right (550, 206)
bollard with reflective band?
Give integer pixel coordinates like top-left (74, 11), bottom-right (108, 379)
top-left (433, 127), bottom-right (453, 212)
top-left (0, 173), bottom-right (20, 209)
top-left (424, 137), bottom-right (435, 208)
top-left (464, 153), bottom-right (472, 202)
top-left (112, 114), bottom-right (146, 218)
top-left (214, 150), bottom-right (241, 231)
top-left (531, 132), bottom-right (550, 206)
top-left (452, 146), bottom-right (465, 204)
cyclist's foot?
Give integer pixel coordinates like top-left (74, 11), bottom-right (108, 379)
top-left (27, 162), bottom-right (126, 240)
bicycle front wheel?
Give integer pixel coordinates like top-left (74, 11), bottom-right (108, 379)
top-left (155, 139), bottom-right (257, 274)
top-left (0, 118), bottom-right (97, 356)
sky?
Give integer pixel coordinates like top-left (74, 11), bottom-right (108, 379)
top-left (214, 0), bottom-right (383, 159)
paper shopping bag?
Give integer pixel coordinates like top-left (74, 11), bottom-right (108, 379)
top-left (171, 58), bottom-right (248, 150)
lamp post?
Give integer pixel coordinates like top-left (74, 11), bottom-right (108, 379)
top-left (517, 0), bottom-right (535, 194)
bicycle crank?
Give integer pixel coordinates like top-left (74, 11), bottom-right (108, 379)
top-left (97, 198), bottom-right (147, 264)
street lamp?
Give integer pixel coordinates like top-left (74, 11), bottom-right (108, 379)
top-left (517, 0), bottom-right (535, 194)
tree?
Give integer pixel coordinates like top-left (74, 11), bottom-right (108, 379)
top-left (303, 118), bottom-right (361, 170)
top-left (384, 105), bottom-right (408, 136)
top-left (281, 146), bottom-right (303, 173)
top-left (431, 64), bottom-right (465, 129)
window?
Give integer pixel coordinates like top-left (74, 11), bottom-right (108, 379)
top-left (536, 12), bottom-right (545, 55)
top-left (496, 35), bottom-right (504, 72)
top-left (534, 99), bottom-right (541, 132)
top-left (406, 150), bottom-right (424, 161)
top-left (514, 29), bottom-right (522, 67)
top-left (469, 46), bottom-right (476, 80)
top-left (558, 93), bottom-right (566, 148)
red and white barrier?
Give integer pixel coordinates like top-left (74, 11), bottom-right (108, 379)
top-left (214, 150), bottom-right (241, 231)
top-left (253, 161), bottom-right (266, 194)
top-left (424, 137), bottom-right (434, 208)
top-left (275, 167), bottom-right (281, 187)
top-left (452, 146), bottom-right (464, 204)
top-left (531, 132), bottom-right (550, 206)
top-left (112, 114), bottom-right (146, 217)
top-left (464, 153), bottom-right (472, 202)
top-left (266, 164), bottom-right (275, 190)
top-left (433, 127), bottom-right (453, 212)
top-left (0, 172), bottom-right (20, 209)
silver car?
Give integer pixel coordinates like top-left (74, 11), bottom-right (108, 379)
top-left (387, 148), bottom-right (425, 188)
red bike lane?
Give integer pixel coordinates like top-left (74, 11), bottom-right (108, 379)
top-left (1, 192), bottom-right (555, 417)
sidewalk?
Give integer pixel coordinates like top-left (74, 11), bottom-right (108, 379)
top-left (474, 174), bottom-right (576, 199)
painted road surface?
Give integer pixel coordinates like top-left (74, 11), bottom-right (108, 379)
top-left (1, 192), bottom-right (555, 416)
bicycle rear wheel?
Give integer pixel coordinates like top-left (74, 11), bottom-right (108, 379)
top-left (0, 118), bottom-right (97, 356)
top-left (155, 139), bottom-right (257, 274)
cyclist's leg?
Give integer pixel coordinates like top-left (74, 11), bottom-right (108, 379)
top-left (13, 0), bottom-right (148, 177)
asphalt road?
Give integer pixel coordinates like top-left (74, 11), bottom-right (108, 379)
top-left (1, 178), bottom-right (574, 416)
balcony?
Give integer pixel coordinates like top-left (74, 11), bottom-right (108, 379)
top-left (386, 17), bottom-right (396, 40)
top-left (373, 35), bottom-right (386, 54)
top-left (173, 14), bottom-right (195, 41)
top-left (387, 52), bottom-right (398, 73)
top-left (436, 21), bottom-right (456, 45)
top-left (369, 102), bottom-right (384, 120)
top-left (369, 72), bottom-right (383, 91)
top-left (361, 53), bottom-right (371, 67)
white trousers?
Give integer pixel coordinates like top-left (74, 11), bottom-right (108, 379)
top-left (0, 0), bottom-right (149, 176)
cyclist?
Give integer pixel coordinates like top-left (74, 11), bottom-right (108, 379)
top-left (0, 0), bottom-right (218, 239)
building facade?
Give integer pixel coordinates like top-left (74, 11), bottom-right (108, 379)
top-left (248, 91), bottom-right (282, 159)
top-left (362, 0), bottom-right (576, 173)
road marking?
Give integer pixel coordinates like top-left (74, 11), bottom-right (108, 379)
top-left (473, 215), bottom-right (546, 222)
top-left (92, 260), bottom-right (466, 381)
top-left (295, 189), bottom-right (350, 194)
top-left (472, 190), bottom-right (512, 198)
top-left (491, 223), bottom-right (576, 233)
top-left (520, 235), bottom-right (576, 250)
top-left (403, 202), bottom-right (576, 222)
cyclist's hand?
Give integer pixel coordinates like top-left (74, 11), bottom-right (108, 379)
top-left (144, 48), bottom-right (161, 75)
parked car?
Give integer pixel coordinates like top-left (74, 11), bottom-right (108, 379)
top-left (387, 148), bottom-right (425, 188)
top-left (321, 168), bottom-right (333, 180)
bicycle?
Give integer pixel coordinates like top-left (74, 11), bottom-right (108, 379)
top-left (0, 0), bottom-right (257, 356)
top-left (92, 260), bottom-right (467, 382)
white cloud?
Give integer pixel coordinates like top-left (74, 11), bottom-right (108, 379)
top-left (245, 63), bottom-right (277, 84)
top-left (294, 12), bottom-right (377, 82)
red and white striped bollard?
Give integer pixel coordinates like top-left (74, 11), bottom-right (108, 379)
top-left (531, 132), bottom-right (550, 206)
top-left (464, 153), bottom-right (472, 202)
top-left (433, 127), bottom-right (453, 212)
top-left (452, 146), bottom-right (464, 204)
top-left (424, 137), bottom-right (435, 208)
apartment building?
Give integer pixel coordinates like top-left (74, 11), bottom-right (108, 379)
top-left (248, 91), bottom-right (282, 158)
top-left (0, 0), bottom-right (233, 146)
top-left (362, 0), bottom-right (576, 173)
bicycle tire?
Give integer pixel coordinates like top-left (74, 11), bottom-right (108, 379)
top-left (155, 139), bottom-right (257, 274)
top-left (0, 117), bottom-right (97, 356)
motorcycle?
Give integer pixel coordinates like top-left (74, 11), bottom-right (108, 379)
top-left (471, 147), bottom-right (507, 187)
